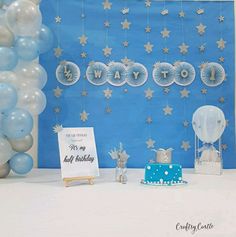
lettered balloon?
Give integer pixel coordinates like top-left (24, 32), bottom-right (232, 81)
top-left (6, 0), bottom-right (42, 36)
top-left (192, 105), bottom-right (226, 143)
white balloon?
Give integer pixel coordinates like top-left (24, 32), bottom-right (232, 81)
top-left (192, 105), bottom-right (226, 143)
top-left (17, 88), bottom-right (46, 115)
top-left (0, 25), bottom-right (14, 47)
top-left (6, 0), bottom-right (42, 37)
top-left (28, 0), bottom-right (41, 5)
top-left (14, 61), bottom-right (47, 89)
top-left (0, 137), bottom-right (13, 165)
top-left (0, 71), bottom-right (19, 88)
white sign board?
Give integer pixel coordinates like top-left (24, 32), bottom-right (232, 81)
top-left (58, 127), bottom-right (99, 179)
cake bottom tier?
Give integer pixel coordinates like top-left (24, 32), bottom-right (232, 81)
top-left (144, 163), bottom-right (182, 185)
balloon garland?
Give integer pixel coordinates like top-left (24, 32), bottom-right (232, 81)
top-left (0, 0), bottom-right (53, 178)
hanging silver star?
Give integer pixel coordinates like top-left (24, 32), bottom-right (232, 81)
top-left (145, 26), bottom-right (151, 33)
top-left (183, 120), bottom-right (189, 127)
top-left (79, 34), bottom-right (88, 46)
top-left (219, 97), bottom-right (225, 103)
top-left (163, 87), bottom-right (170, 94)
top-left (53, 124), bottom-right (63, 133)
top-left (146, 116), bottom-right (152, 124)
top-left (103, 46), bottom-right (112, 57)
top-left (54, 47), bottom-right (63, 58)
top-left (146, 138), bottom-right (155, 149)
top-left (121, 57), bottom-right (132, 66)
top-left (81, 90), bottom-right (88, 97)
top-left (81, 52), bottom-right (87, 58)
top-left (80, 110), bottom-right (89, 122)
top-left (181, 141), bottom-right (191, 151)
top-left (55, 16), bottom-right (61, 23)
top-left (161, 9), bottom-right (168, 16)
top-left (196, 23), bottom-right (206, 35)
top-left (196, 8), bottom-right (204, 15)
top-left (163, 105), bottom-right (173, 115)
top-left (121, 8), bottom-right (129, 14)
top-left (180, 88), bottom-right (190, 98)
top-left (53, 86), bottom-right (63, 98)
top-left (179, 10), bottom-right (185, 18)
top-left (124, 88), bottom-right (128, 93)
top-left (161, 27), bottom-right (170, 38)
top-left (145, 0), bottom-right (151, 7)
top-left (179, 43), bottom-right (189, 55)
top-left (145, 88), bottom-right (154, 100)
top-left (103, 88), bottom-right (112, 99)
top-left (144, 42), bottom-right (153, 53)
top-left (54, 107), bottom-right (61, 113)
top-left (221, 144), bottom-right (227, 150)
top-left (199, 44), bottom-right (206, 53)
top-left (201, 88), bottom-right (207, 94)
top-left (121, 19), bottom-right (131, 30)
top-left (104, 21), bottom-right (110, 28)
top-left (216, 38), bottom-right (226, 50)
top-left (199, 62), bottom-right (208, 70)
top-left (218, 15), bottom-right (224, 22)
top-left (105, 106), bottom-right (112, 114)
top-left (103, 0), bottom-right (112, 10)
top-left (122, 41), bottom-right (129, 47)
top-left (163, 47), bottom-right (169, 54)
top-left (219, 56), bottom-right (225, 63)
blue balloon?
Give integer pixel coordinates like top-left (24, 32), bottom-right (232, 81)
top-left (0, 47), bottom-right (18, 71)
top-left (0, 83), bottom-right (17, 112)
top-left (36, 25), bottom-right (54, 54)
top-left (2, 108), bottom-right (33, 139)
top-left (15, 37), bottom-right (39, 61)
top-left (9, 153), bottom-right (33, 175)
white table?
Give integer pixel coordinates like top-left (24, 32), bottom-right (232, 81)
top-left (0, 169), bottom-right (236, 237)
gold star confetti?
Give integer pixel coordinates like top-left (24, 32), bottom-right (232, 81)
top-left (105, 106), bottom-right (112, 114)
top-left (53, 86), bottom-right (63, 98)
top-left (161, 9), bottom-right (168, 16)
top-left (145, 26), bottom-right (151, 33)
top-left (121, 57), bottom-right (132, 66)
top-left (145, 88), bottom-right (154, 100)
top-left (219, 56), bottom-right (225, 63)
top-left (81, 52), bottom-right (87, 58)
top-left (183, 120), bottom-right (189, 127)
top-left (54, 107), bottom-right (61, 113)
top-left (80, 110), bottom-right (89, 122)
top-left (104, 21), bottom-right (110, 28)
top-left (179, 10), bottom-right (185, 17)
top-left (196, 23), bottom-right (206, 35)
top-left (180, 88), bottom-right (190, 98)
top-left (163, 47), bottom-right (169, 54)
top-left (146, 138), bottom-right (155, 149)
top-left (102, 0), bottom-right (112, 10)
top-left (216, 38), bottom-right (226, 50)
top-left (103, 46), bottom-right (112, 57)
top-left (196, 8), bottom-right (204, 15)
top-left (161, 27), bottom-right (170, 38)
top-left (201, 88), bottom-right (207, 94)
top-left (103, 88), bottom-right (112, 99)
top-left (179, 43), bottom-right (189, 55)
top-left (181, 141), bottom-right (191, 151)
top-left (163, 105), bottom-right (173, 115)
top-left (54, 47), bottom-right (62, 58)
top-left (218, 15), bottom-right (224, 22)
top-left (145, 0), bottom-right (151, 7)
top-left (144, 41), bottom-right (153, 53)
top-left (219, 97), bottom-right (225, 103)
top-left (199, 44), bottom-right (206, 52)
top-left (79, 34), bottom-right (88, 46)
top-left (146, 116), bottom-right (152, 124)
top-left (121, 8), bottom-right (129, 14)
top-left (81, 90), bottom-right (88, 97)
top-left (122, 41), bottom-right (129, 47)
top-left (55, 16), bottom-right (61, 23)
top-left (53, 124), bottom-right (63, 133)
top-left (121, 19), bottom-right (131, 30)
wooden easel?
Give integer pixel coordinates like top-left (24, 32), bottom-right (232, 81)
top-left (63, 176), bottom-right (94, 187)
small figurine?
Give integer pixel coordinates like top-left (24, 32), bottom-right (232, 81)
top-left (109, 143), bottom-right (130, 184)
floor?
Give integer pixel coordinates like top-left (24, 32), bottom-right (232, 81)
top-left (0, 168), bottom-right (236, 237)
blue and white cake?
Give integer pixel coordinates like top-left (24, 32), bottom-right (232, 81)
top-left (142, 163), bottom-right (184, 185)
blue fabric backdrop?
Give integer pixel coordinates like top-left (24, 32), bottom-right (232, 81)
top-left (39, 0), bottom-right (235, 168)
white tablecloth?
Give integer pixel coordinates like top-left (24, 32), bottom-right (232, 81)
top-left (0, 168), bottom-right (236, 237)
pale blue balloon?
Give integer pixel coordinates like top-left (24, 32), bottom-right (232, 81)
top-left (3, 0), bottom-right (14, 6)
top-left (0, 47), bottom-right (18, 71)
top-left (15, 37), bottom-right (39, 61)
top-left (2, 108), bottom-right (33, 139)
top-left (9, 152), bottom-right (33, 175)
top-left (0, 83), bottom-right (17, 112)
top-left (36, 24), bottom-right (54, 54)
